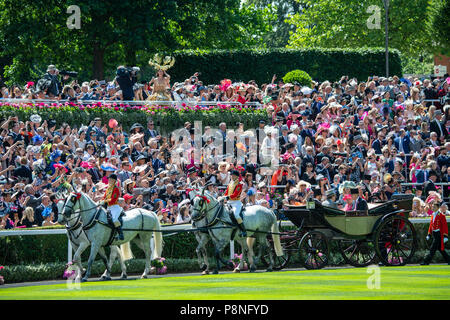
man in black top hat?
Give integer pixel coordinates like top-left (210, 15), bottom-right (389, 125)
top-left (323, 189), bottom-right (338, 209)
top-left (423, 170), bottom-right (438, 199)
top-left (360, 175), bottom-right (372, 201)
top-left (351, 187), bottom-right (368, 211)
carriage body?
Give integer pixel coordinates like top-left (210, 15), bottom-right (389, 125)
top-left (266, 194), bottom-right (417, 270)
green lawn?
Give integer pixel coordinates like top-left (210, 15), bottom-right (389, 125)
top-left (1, 265), bottom-right (449, 300)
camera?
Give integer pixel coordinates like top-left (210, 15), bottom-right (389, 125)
top-left (116, 66), bottom-right (140, 78)
top-left (60, 70), bottom-right (78, 78)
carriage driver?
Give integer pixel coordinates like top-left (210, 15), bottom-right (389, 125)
top-left (220, 169), bottom-right (247, 237)
top-left (101, 173), bottom-right (124, 240)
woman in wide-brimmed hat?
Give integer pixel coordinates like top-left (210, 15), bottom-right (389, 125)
top-left (217, 161), bottom-right (231, 186)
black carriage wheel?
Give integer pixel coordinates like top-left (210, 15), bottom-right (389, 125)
top-left (260, 227), bottom-right (291, 270)
top-left (338, 239), bottom-right (376, 267)
top-left (261, 248), bottom-right (290, 271)
top-left (298, 231), bottom-right (329, 270)
top-left (374, 215), bottom-right (417, 266)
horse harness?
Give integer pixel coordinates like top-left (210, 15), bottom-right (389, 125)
top-left (65, 214), bottom-right (85, 244)
top-left (193, 198), bottom-right (245, 241)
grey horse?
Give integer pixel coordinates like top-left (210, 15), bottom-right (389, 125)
top-left (56, 199), bottom-right (128, 282)
top-left (61, 192), bottom-right (163, 282)
top-left (190, 188), bottom-right (283, 274)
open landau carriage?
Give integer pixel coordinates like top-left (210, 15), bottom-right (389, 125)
top-left (262, 194), bottom-right (417, 270)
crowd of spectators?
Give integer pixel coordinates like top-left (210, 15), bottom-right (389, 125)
top-left (1, 67), bottom-right (450, 230)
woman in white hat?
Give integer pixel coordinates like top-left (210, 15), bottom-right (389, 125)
top-left (217, 161), bottom-right (230, 186)
top-left (260, 126), bottom-right (277, 166)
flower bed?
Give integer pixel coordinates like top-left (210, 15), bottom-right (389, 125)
top-left (0, 102), bottom-right (268, 134)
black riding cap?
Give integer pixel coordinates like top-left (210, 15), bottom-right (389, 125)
top-left (230, 170), bottom-right (240, 177)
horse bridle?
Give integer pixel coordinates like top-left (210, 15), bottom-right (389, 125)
top-left (63, 193), bottom-right (102, 218)
top-left (192, 194), bottom-right (221, 223)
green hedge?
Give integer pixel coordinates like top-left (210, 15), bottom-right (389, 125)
top-left (142, 48), bottom-right (403, 84)
top-left (0, 226), bottom-right (215, 265)
top-left (0, 258), bottom-right (216, 284)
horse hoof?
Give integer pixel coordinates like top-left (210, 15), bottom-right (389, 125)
top-left (266, 268), bottom-right (273, 272)
top-left (201, 264), bottom-right (208, 271)
top-left (202, 270), bottom-right (210, 275)
top-left (81, 277), bottom-right (88, 283)
top-left (250, 267), bottom-right (257, 273)
top-left (212, 270), bottom-right (219, 275)
top-left (100, 276), bottom-right (111, 281)
top-left (233, 268), bottom-right (241, 273)
top-left (120, 275), bottom-right (128, 280)
top-left (141, 275), bottom-right (148, 279)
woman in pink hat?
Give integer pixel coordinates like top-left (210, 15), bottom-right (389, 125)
top-left (343, 194), bottom-right (354, 211)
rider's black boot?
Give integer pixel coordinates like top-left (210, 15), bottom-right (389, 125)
top-left (116, 226), bottom-right (124, 241)
top-left (238, 222), bottom-right (247, 237)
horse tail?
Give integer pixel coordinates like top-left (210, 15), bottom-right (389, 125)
top-left (152, 218), bottom-right (163, 259)
top-left (120, 242), bottom-right (134, 261)
top-left (271, 220), bottom-right (283, 257)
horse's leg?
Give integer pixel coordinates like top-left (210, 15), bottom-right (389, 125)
top-left (139, 233), bottom-right (152, 279)
top-left (82, 242), bottom-right (101, 282)
top-left (259, 234), bottom-right (273, 272)
top-left (195, 233), bottom-right (204, 269)
top-left (72, 241), bottom-right (89, 282)
top-left (246, 237), bottom-right (257, 272)
top-left (201, 235), bottom-right (211, 274)
top-left (98, 247), bottom-right (111, 281)
top-left (196, 233), bottom-right (210, 275)
top-left (212, 239), bottom-right (228, 275)
top-left (111, 245), bottom-right (128, 280)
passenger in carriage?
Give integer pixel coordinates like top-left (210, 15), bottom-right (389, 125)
top-left (322, 189), bottom-right (338, 209)
top-left (352, 187), bottom-right (368, 211)
top-left (343, 194), bottom-right (353, 211)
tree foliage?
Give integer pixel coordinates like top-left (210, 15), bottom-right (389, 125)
top-left (244, 0), bottom-right (307, 47)
top-left (0, 0), bottom-right (274, 84)
top-left (425, 0), bottom-right (450, 56)
top-left (287, 0), bottom-right (431, 58)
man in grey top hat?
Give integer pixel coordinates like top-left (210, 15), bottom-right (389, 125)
top-left (430, 110), bottom-right (448, 141)
top-left (322, 189), bottom-right (338, 209)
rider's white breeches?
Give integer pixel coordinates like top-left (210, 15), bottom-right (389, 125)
top-left (229, 200), bottom-right (243, 220)
top-left (108, 205), bottom-right (121, 222)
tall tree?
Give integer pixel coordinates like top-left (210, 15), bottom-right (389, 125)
top-left (245, 0), bottom-right (307, 47)
top-left (287, 0), bottom-right (431, 57)
top-left (425, 0), bottom-right (450, 56)
top-left (0, 0), bottom-right (275, 83)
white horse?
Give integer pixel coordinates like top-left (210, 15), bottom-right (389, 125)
top-left (191, 188), bottom-right (283, 274)
top-left (61, 192), bottom-right (163, 282)
top-left (56, 199), bottom-right (129, 282)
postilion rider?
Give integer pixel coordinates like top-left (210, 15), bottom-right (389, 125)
top-left (101, 174), bottom-right (124, 240)
top-left (219, 170), bottom-right (247, 237)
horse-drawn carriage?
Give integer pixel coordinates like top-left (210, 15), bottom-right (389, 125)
top-left (263, 194), bottom-right (417, 270)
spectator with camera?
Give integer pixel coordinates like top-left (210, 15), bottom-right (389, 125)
top-left (115, 66), bottom-right (139, 101)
